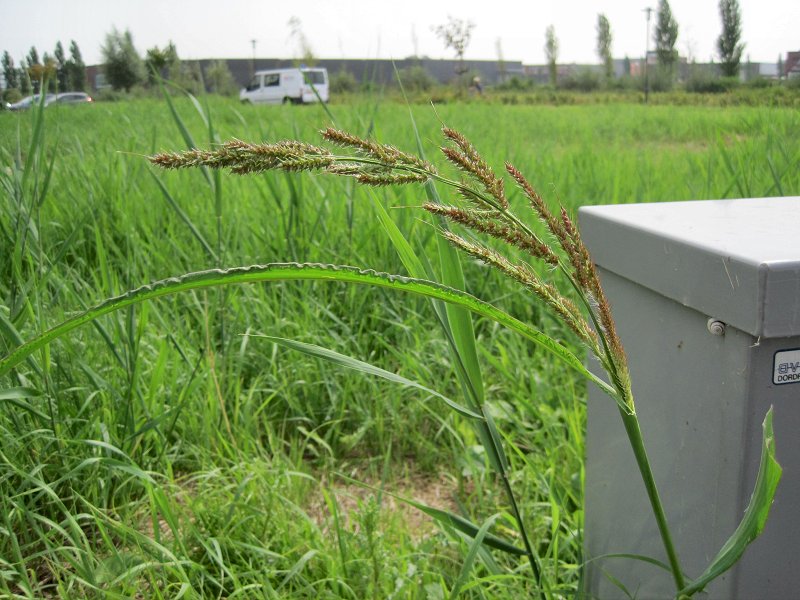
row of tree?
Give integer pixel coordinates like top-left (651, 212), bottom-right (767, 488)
top-left (540, 0), bottom-right (746, 87)
top-left (2, 41), bottom-right (87, 99)
top-left (0, 2), bottom-right (754, 101)
top-left (2, 29), bottom-right (240, 101)
top-left (651, 0), bottom-right (744, 78)
top-left (99, 28), bottom-right (238, 95)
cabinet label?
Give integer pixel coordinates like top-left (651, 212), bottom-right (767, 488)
top-left (774, 349), bottom-right (800, 385)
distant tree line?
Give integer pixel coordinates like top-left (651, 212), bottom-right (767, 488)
top-left (98, 27), bottom-right (239, 96)
top-left (1, 41), bottom-right (87, 102)
top-left (497, 0), bottom-right (750, 94)
top-left (0, 30), bottom-right (240, 102)
top-left (536, 0), bottom-right (754, 92)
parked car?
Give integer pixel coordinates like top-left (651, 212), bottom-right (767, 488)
top-left (4, 92), bottom-right (92, 111)
top-left (5, 94), bottom-right (56, 111)
top-left (54, 92), bottom-right (93, 105)
top-left (240, 68), bottom-right (329, 105)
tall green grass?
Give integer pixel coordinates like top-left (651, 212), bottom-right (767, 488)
top-left (0, 96), bottom-right (798, 598)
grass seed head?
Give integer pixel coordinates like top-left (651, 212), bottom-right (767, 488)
top-left (441, 230), bottom-right (596, 348)
top-left (149, 129), bottom-right (624, 384)
top-left (505, 162), bottom-right (568, 244)
top-left (149, 140), bottom-right (333, 174)
top-left (357, 173), bottom-right (429, 186)
top-left (441, 128), bottom-right (507, 209)
top-left (424, 203), bottom-right (559, 265)
top-left (321, 127), bottom-right (435, 172)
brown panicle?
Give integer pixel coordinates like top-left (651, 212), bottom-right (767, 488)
top-left (440, 231), bottom-right (598, 349)
top-left (423, 203), bottom-right (559, 266)
top-left (441, 128), bottom-right (507, 209)
top-left (505, 163), bottom-right (568, 245)
top-left (321, 127), bottom-right (400, 164)
top-left (321, 127), bottom-right (435, 172)
top-left (149, 140), bottom-right (333, 174)
top-left (560, 208), bottom-right (627, 369)
top-left (558, 207), bottom-right (594, 292)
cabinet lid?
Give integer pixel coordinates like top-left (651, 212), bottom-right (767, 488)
top-left (578, 197), bottom-right (800, 338)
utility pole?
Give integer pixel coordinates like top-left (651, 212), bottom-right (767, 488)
top-left (643, 7), bottom-right (653, 104)
top-left (250, 39), bottom-right (257, 77)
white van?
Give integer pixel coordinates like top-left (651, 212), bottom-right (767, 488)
top-left (240, 68), bottom-right (329, 105)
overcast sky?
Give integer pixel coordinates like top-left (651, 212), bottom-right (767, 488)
top-left (1, 0), bottom-right (797, 68)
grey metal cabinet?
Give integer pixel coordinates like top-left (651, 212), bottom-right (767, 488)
top-left (579, 197), bottom-right (800, 599)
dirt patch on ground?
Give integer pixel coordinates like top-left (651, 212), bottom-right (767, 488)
top-left (307, 470), bottom-right (460, 540)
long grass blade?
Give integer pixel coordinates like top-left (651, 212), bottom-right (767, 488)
top-left (0, 387), bottom-right (49, 421)
top-left (0, 263), bottom-right (610, 395)
top-left (276, 549), bottom-right (318, 591)
top-left (369, 192), bottom-right (429, 279)
top-left (679, 407), bottom-right (781, 596)
top-left (148, 170), bottom-right (217, 261)
top-left (449, 513), bottom-right (502, 599)
top-left (251, 334), bottom-right (482, 420)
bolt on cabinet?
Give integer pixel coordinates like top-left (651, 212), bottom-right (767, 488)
top-left (579, 197), bottom-right (800, 599)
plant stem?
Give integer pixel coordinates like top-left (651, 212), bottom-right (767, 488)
top-left (482, 405), bottom-right (543, 589)
top-left (617, 402), bottom-right (686, 593)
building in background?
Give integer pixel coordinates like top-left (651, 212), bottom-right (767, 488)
top-left (785, 51), bottom-right (800, 78)
top-left (80, 50), bottom-right (800, 93)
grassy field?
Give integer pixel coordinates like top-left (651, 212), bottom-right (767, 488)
top-left (1, 95), bottom-right (798, 599)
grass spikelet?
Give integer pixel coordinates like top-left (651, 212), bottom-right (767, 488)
top-left (505, 162), bottom-right (567, 243)
top-left (325, 164), bottom-right (362, 176)
top-left (321, 127), bottom-right (435, 172)
top-left (423, 203), bottom-right (559, 265)
top-left (149, 149), bottom-right (232, 170)
top-left (321, 127), bottom-right (401, 164)
top-left (441, 231), bottom-right (597, 349)
top-left (441, 128), bottom-right (507, 209)
top-left (149, 140), bottom-right (334, 174)
top-left (356, 173), bottom-right (429, 186)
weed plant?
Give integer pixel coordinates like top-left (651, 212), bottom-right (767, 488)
top-left (0, 94), bottom-right (797, 598)
top-left (141, 118), bottom-right (781, 597)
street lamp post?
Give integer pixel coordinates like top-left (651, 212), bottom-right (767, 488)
top-left (250, 39), bottom-right (257, 78)
top-left (643, 7), bottom-right (653, 104)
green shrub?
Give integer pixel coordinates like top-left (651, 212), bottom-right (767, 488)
top-left (745, 76), bottom-right (773, 89)
top-left (2, 88), bottom-right (22, 104)
top-left (330, 69), bottom-right (357, 94)
top-left (396, 66), bottom-right (436, 93)
top-left (647, 68), bottom-right (677, 92)
top-left (609, 75), bottom-right (641, 91)
top-left (559, 69), bottom-right (601, 92)
top-left (204, 60), bottom-right (239, 96)
top-left (497, 75), bottom-right (534, 91)
top-left (685, 75), bottom-right (739, 93)
top-left (93, 87), bottom-right (127, 102)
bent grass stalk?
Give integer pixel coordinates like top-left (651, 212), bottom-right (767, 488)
top-left (147, 127), bottom-right (681, 592)
top-left (1, 126), bottom-right (781, 598)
